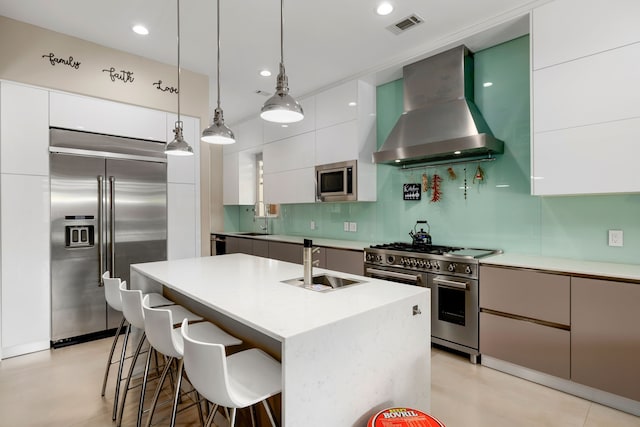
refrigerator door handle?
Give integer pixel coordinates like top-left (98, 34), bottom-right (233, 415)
top-left (109, 176), bottom-right (116, 277)
top-left (98, 176), bottom-right (105, 286)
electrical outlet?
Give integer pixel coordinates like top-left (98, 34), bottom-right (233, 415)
top-left (344, 222), bottom-right (349, 232)
top-left (608, 229), bottom-right (623, 247)
top-left (349, 222), bottom-right (357, 232)
top-left (310, 221), bottom-right (316, 230)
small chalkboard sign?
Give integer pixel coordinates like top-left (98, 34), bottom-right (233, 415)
top-left (403, 183), bottom-right (421, 200)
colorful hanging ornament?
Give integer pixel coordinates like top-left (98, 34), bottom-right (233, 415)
top-left (447, 167), bottom-right (457, 180)
top-left (473, 165), bottom-right (485, 183)
top-left (422, 173), bottom-right (429, 192)
top-left (430, 173), bottom-right (442, 202)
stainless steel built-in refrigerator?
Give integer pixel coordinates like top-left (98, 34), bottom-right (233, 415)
top-left (50, 128), bottom-right (167, 346)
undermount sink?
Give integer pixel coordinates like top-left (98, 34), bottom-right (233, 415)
top-left (236, 232), bottom-right (270, 236)
top-left (281, 274), bottom-right (366, 292)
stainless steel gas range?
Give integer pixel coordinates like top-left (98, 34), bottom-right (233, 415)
top-left (364, 242), bottom-right (501, 363)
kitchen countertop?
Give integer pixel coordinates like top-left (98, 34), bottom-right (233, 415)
top-left (481, 253), bottom-right (640, 282)
top-left (211, 231), bottom-right (378, 251)
top-left (131, 253), bottom-right (430, 425)
top-left (132, 253), bottom-right (427, 340)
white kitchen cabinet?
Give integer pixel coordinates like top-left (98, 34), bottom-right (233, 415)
top-left (0, 82), bottom-right (49, 176)
top-left (532, 0), bottom-right (640, 70)
top-left (531, 0), bottom-right (640, 196)
top-left (262, 132), bottom-right (315, 174)
top-left (533, 43), bottom-right (640, 134)
top-left (167, 182), bottom-right (198, 260)
top-left (263, 168), bottom-right (316, 204)
top-left (167, 114), bottom-right (199, 184)
top-left (262, 96), bottom-right (316, 143)
top-left (50, 91), bottom-right (167, 141)
top-left (223, 150), bottom-right (257, 205)
top-left (315, 121), bottom-right (359, 165)
top-left (1, 174), bottom-right (50, 358)
top-left (315, 81), bottom-right (358, 129)
top-left (532, 118), bottom-right (640, 195)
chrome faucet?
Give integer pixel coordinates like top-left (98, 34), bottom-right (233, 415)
top-left (303, 239), bottom-right (320, 286)
top-left (255, 202), bottom-right (270, 234)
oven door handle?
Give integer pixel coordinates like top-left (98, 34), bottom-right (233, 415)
top-left (433, 277), bottom-right (469, 290)
top-left (366, 268), bottom-right (421, 283)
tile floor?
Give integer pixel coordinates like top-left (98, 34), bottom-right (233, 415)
top-left (0, 338), bottom-right (638, 427)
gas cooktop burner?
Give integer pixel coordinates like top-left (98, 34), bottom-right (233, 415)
top-left (370, 242), bottom-right (463, 255)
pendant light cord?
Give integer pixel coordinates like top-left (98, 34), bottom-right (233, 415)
top-left (177, 0), bottom-right (182, 123)
top-left (280, 0), bottom-right (284, 65)
top-left (217, 0), bottom-right (221, 110)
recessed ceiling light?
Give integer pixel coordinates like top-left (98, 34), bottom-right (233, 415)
top-left (348, 101), bottom-right (357, 107)
top-left (376, 2), bottom-right (394, 16)
top-left (132, 25), bottom-right (149, 35)
top-left (260, 69), bottom-right (272, 77)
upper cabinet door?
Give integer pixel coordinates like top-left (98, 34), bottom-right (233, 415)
top-left (0, 82), bottom-right (49, 176)
top-left (315, 81), bottom-right (358, 129)
top-left (224, 116), bottom-right (263, 154)
top-left (533, 0), bottom-right (640, 70)
top-left (167, 114), bottom-right (199, 184)
top-left (262, 132), bottom-right (315, 174)
top-left (263, 96), bottom-right (316, 143)
top-left (50, 91), bottom-right (167, 141)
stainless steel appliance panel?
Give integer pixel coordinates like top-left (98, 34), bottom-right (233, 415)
top-left (105, 159), bottom-right (167, 288)
top-left (51, 154), bottom-right (107, 341)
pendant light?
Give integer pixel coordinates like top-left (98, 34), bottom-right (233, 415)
top-left (201, 0), bottom-right (235, 144)
top-left (260, 0), bottom-right (304, 123)
top-left (165, 0), bottom-right (194, 156)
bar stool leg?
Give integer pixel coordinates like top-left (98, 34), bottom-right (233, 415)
top-left (169, 359), bottom-right (185, 427)
top-left (136, 342), bottom-right (155, 427)
top-left (101, 316), bottom-right (126, 397)
top-left (112, 322), bottom-right (131, 420)
top-left (116, 331), bottom-right (146, 427)
top-left (262, 400), bottom-right (278, 427)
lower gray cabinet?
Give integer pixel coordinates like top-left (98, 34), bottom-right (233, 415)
top-left (325, 248), bottom-right (364, 276)
top-left (571, 277), bottom-right (640, 401)
top-left (480, 312), bottom-right (570, 378)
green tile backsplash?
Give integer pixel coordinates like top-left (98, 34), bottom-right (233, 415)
top-left (225, 35), bottom-right (640, 264)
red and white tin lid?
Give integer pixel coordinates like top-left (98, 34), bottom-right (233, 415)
top-left (367, 407), bottom-right (445, 427)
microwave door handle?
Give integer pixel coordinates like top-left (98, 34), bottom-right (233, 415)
top-left (315, 173), bottom-right (323, 202)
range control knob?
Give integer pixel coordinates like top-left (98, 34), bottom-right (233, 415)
top-left (464, 265), bottom-right (473, 274)
top-left (417, 260), bottom-right (426, 268)
top-left (387, 255), bottom-right (395, 264)
top-left (424, 260), bottom-right (431, 269)
top-left (366, 253), bottom-right (373, 262)
top-left (409, 258), bottom-right (417, 267)
top-left (376, 255), bottom-right (383, 263)
top-left (448, 263), bottom-right (457, 272)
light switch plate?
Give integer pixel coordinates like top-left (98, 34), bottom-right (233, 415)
top-left (608, 229), bottom-right (623, 247)
top-left (349, 222), bottom-right (357, 232)
top-left (310, 221), bottom-right (316, 230)
top-left (343, 222), bottom-right (349, 232)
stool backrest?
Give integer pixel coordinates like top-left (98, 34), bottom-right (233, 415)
top-left (181, 319), bottom-right (237, 408)
top-left (142, 295), bottom-right (182, 359)
top-left (119, 281), bottom-right (145, 330)
top-left (103, 271), bottom-right (123, 312)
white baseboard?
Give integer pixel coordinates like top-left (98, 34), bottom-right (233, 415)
top-left (1, 340), bottom-right (50, 360)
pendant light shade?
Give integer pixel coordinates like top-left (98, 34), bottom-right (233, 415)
top-left (261, 0), bottom-right (304, 124)
top-left (165, 121), bottom-right (193, 156)
top-left (202, 0), bottom-right (235, 144)
top-left (166, 0), bottom-right (194, 156)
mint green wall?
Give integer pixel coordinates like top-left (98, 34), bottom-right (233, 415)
top-left (225, 36), bottom-right (640, 264)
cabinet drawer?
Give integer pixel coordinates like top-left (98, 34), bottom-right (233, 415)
top-left (480, 266), bottom-right (570, 325)
top-left (252, 240), bottom-right (269, 258)
top-left (480, 312), bottom-right (570, 379)
top-left (325, 248), bottom-right (363, 276)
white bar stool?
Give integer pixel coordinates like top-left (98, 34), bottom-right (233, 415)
top-left (142, 295), bottom-right (242, 427)
top-left (181, 319), bottom-right (282, 427)
top-left (101, 271), bottom-right (175, 421)
top-left (117, 281), bottom-right (203, 427)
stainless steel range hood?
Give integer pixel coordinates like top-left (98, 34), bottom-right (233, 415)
top-left (373, 45), bottom-right (504, 166)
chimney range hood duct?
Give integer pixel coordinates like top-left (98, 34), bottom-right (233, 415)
top-left (373, 45), bottom-right (503, 166)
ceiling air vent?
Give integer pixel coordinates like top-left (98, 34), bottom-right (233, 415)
top-left (387, 14), bottom-right (424, 35)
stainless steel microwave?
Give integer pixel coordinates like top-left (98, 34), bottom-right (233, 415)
top-left (315, 160), bottom-right (357, 202)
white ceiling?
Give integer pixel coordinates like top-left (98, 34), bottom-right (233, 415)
top-left (0, 0), bottom-right (545, 124)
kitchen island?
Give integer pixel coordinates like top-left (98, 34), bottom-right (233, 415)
top-left (131, 253), bottom-right (430, 426)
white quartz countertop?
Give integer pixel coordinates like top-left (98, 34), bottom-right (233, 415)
top-left (132, 254), bottom-right (427, 341)
top-left (481, 253), bottom-right (640, 282)
top-left (211, 232), bottom-right (378, 251)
